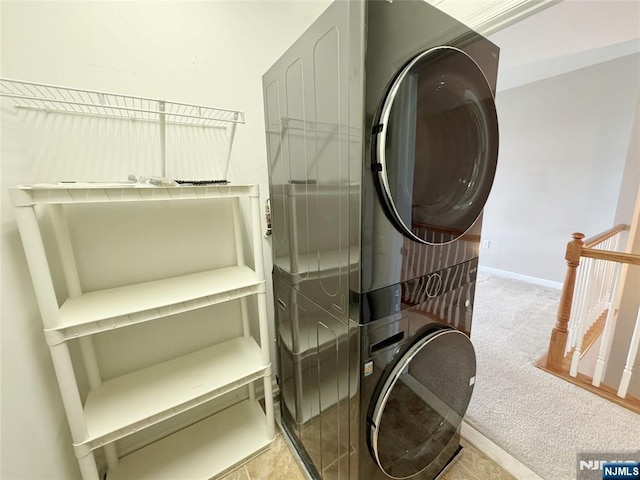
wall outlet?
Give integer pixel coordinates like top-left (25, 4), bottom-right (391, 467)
top-left (482, 240), bottom-right (490, 249)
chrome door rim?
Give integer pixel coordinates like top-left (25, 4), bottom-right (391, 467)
top-left (369, 328), bottom-right (473, 479)
top-left (372, 45), bottom-right (497, 246)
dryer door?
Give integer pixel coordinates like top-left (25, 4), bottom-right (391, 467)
top-left (372, 46), bottom-right (498, 245)
top-left (369, 327), bottom-right (476, 479)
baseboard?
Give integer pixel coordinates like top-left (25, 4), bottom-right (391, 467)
top-left (461, 422), bottom-right (545, 480)
top-left (478, 265), bottom-right (562, 290)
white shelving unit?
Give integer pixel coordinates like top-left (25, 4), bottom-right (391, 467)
top-left (10, 183), bottom-right (276, 480)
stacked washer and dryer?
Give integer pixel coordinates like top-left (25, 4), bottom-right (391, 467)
top-left (262, 1), bottom-right (499, 479)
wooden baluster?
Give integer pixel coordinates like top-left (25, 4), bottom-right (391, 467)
top-left (546, 233), bottom-right (585, 371)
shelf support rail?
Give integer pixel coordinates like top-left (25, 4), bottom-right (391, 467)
top-left (250, 187), bottom-right (275, 440)
top-left (159, 100), bottom-right (167, 177)
top-left (48, 204), bottom-right (120, 471)
top-left (224, 111), bottom-right (240, 181)
top-left (232, 196), bottom-right (256, 402)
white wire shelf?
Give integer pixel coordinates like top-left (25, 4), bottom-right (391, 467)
top-left (0, 78), bottom-right (244, 128)
top-left (0, 77), bottom-right (244, 179)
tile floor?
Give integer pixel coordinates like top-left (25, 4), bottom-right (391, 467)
top-left (219, 429), bottom-right (515, 480)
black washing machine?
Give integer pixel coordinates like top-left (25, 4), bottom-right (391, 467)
top-left (356, 261), bottom-right (478, 479)
top-left (263, 0), bottom-right (499, 478)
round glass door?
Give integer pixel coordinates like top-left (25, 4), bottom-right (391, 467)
top-left (369, 328), bottom-right (476, 479)
top-left (372, 46), bottom-right (499, 245)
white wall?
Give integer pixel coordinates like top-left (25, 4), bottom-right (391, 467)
top-left (605, 95), bottom-right (640, 397)
top-left (615, 94), bottom-right (640, 226)
top-left (479, 53), bottom-right (640, 283)
top-left (1, 2), bottom-right (330, 478)
top-left (481, 0), bottom-right (640, 284)
top-left (490, 0), bottom-right (640, 92)
top-left (481, 0), bottom-right (640, 397)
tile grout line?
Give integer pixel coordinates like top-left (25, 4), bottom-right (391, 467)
top-left (454, 453), bottom-right (486, 480)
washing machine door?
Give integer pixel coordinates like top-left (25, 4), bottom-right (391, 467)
top-left (369, 327), bottom-right (476, 479)
top-left (372, 46), bottom-right (498, 245)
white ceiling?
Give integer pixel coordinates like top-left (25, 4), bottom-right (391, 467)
top-left (432, 0), bottom-right (640, 92)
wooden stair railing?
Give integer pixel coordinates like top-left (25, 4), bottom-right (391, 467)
top-left (545, 225), bottom-right (633, 370)
top-left (546, 232), bottom-right (585, 369)
top-left (537, 224), bottom-right (640, 414)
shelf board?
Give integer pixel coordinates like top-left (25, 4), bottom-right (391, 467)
top-left (49, 266), bottom-right (262, 339)
top-left (82, 337), bottom-right (268, 448)
top-left (10, 183), bottom-right (259, 206)
top-left (106, 400), bottom-right (274, 480)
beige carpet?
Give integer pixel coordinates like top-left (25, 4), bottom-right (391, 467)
top-left (465, 272), bottom-right (640, 480)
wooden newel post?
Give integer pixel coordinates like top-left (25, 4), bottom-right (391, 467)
top-left (546, 232), bottom-right (585, 370)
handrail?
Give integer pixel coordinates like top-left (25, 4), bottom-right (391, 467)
top-left (581, 248), bottom-right (640, 265)
top-left (584, 224), bottom-right (629, 248)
